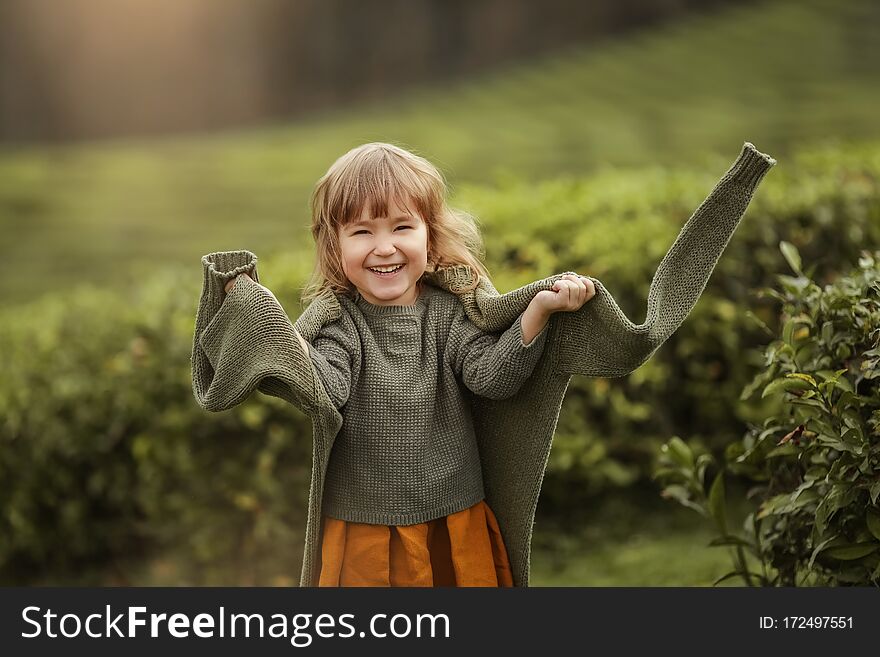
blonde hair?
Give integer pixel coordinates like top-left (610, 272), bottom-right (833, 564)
top-left (300, 142), bottom-right (490, 305)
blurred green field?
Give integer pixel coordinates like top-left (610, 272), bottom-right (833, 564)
top-left (530, 484), bottom-right (767, 587)
top-left (1, 0), bottom-right (878, 306)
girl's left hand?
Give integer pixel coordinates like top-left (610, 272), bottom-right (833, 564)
top-left (532, 274), bottom-right (596, 315)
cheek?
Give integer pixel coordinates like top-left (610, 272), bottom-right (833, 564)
top-left (340, 242), bottom-right (357, 263)
top-left (411, 229), bottom-right (429, 251)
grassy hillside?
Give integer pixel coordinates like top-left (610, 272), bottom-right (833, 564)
top-left (1, 0), bottom-right (878, 305)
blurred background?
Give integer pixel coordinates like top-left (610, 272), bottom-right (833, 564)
top-left (2, 0), bottom-right (879, 586)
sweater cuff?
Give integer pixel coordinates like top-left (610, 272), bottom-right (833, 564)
top-left (202, 250), bottom-right (260, 282)
top-left (200, 250), bottom-right (260, 306)
top-left (515, 312), bottom-right (549, 350)
top-left (725, 142), bottom-right (777, 189)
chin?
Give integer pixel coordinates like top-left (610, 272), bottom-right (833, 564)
top-left (361, 277), bottom-right (419, 302)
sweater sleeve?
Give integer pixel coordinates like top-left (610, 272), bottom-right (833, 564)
top-left (450, 309), bottom-right (549, 401)
top-left (306, 318), bottom-right (355, 411)
top-left (191, 250), bottom-right (320, 414)
top-left (553, 141), bottom-right (777, 377)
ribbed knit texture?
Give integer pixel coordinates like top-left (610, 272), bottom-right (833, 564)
top-left (310, 284), bottom-right (548, 525)
top-left (191, 141), bottom-right (776, 587)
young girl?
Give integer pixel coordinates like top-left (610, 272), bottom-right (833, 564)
top-left (224, 143), bottom-right (594, 587)
top-left (193, 140), bottom-right (776, 587)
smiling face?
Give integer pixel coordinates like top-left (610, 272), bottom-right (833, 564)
top-left (338, 196), bottom-right (430, 306)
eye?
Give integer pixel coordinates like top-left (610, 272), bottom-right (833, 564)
top-left (352, 226), bottom-right (411, 235)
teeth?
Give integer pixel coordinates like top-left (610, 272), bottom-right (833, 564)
top-left (369, 265), bottom-right (403, 273)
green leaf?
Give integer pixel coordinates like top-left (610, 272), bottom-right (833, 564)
top-left (807, 533), bottom-right (840, 569)
top-left (757, 493), bottom-right (793, 519)
top-left (660, 484), bottom-right (705, 515)
top-left (835, 376), bottom-right (854, 393)
top-left (815, 486), bottom-right (859, 536)
top-left (666, 437), bottom-right (695, 470)
top-left (712, 571), bottom-right (740, 586)
top-left (783, 317), bottom-right (795, 345)
top-left (651, 465), bottom-right (686, 481)
top-left (778, 275), bottom-right (812, 294)
top-left (791, 485), bottom-right (820, 505)
top-left (708, 471), bottom-right (727, 534)
top-left (712, 569), bottom-right (761, 586)
top-left (780, 241), bottom-right (803, 275)
top-left (766, 444), bottom-right (800, 458)
top-left (824, 543), bottom-right (879, 560)
top-left (787, 372), bottom-right (818, 387)
top-left (840, 427), bottom-right (862, 445)
top-left (806, 418), bottom-right (834, 435)
top-left (761, 376), bottom-right (814, 399)
top-left (744, 310), bottom-right (774, 337)
top-left (815, 435), bottom-right (860, 454)
top-left (790, 396), bottom-right (828, 410)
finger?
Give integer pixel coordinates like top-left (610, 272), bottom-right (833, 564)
top-left (567, 277), bottom-right (584, 306)
top-left (553, 280), bottom-right (571, 302)
top-left (567, 274), bottom-right (587, 297)
top-left (579, 276), bottom-right (593, 297)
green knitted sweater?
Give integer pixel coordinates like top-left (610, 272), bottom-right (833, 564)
top-left (313, 283), bottom-right (549, 526)
top-left (191, 141), bottom-right (776, 587)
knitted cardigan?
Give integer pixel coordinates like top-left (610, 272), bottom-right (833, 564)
top-left (191, 141), bottom-right (776, 587)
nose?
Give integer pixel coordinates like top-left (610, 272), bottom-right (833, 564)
top-left (373, 235), bottom-right (399, 255)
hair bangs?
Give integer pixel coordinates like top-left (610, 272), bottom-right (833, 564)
top-left (332, 148), bottom-right (435, 229)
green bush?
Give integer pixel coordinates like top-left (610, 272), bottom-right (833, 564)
top-left (655, 244), bottom-right (880, 586)
top-left (0, 272), bottom-right (313, 585)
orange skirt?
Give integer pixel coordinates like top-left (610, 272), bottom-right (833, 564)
top-left (318, 499), bottom-right (514, 587)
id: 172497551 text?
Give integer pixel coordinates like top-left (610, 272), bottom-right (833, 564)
top-left (759, 616), bottom-right (853, 630)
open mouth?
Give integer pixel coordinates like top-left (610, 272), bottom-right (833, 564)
top-left (367, 264), bottom-right (406, 278)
